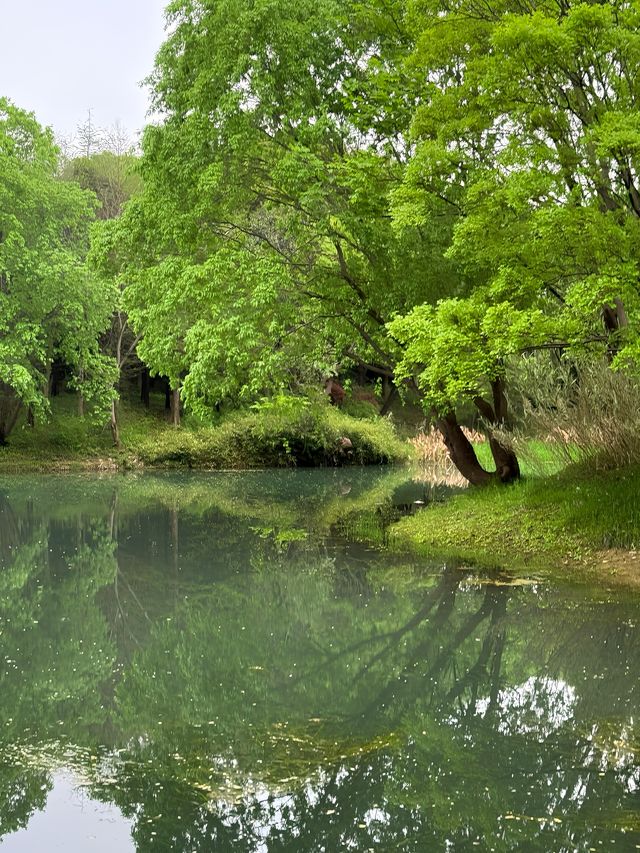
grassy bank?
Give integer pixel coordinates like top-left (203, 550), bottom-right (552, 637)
top-left (0, 395), bottom-right (409, 472)
top-left (392, 462), bottom-right (640, 584)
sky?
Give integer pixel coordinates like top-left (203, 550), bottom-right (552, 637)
top-left (0, 0), bottom-right (169, 142)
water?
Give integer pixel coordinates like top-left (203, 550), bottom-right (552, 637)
top-left (0, 469), bottom-right (639, 851)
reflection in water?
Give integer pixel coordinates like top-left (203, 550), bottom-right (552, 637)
top-left (0, 471), bottom-right (639, 850)
top-left (2, 772), bottom-right (133, 852)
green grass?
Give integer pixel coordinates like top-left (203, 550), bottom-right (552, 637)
top-left (0, 394), bottom-right (115, 469)
top-left (0, 394), bottom-right (409, 471)
top-left (392, 463), bottom-right (640, 571)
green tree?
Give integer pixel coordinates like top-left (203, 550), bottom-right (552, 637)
top-left (90, 0), bottom-right (462, 422)
top-left (65, 148), bottom-right (144, 443)
top-left (390, 0), bottom-right (640, 480)
top-left (0, 99), bottom-right (117, 443)
top-left (63, 150), bottom-right (141, 220)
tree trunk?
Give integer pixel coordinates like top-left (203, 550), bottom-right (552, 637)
top-left (468, 378), bottom-right (521, 484)
top-left (379, 384), bottom-right (398, 416)
top-left (171, 386), bottom-right (181, 428)
top-left (434, 380), bottom-right (520, 486)
top-left (0, 384), bottom-right (23, 446)
top-left (140, 367), bottom-right (150, 408)
top-left (602, 297), bottom-right (629, 360)
top-left (77, 366), bottom-right (85, 416)
top-left (435, 412), bottom-right (494, 486)
top-left (165, 379), bottom-right (171, 411)
top-left (110, 399), bottom-right (121, 448)
top-left (488, 435), bottom-right (520, 483)
top-left (49, 367), bottom-right (58, 397)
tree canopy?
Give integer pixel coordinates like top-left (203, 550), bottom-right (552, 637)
top-left (91, 0), bottom-right (458, 416)
top-left (392, 0), bottom-right (640, 409)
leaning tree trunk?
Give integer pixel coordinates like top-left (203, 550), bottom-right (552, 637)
top-left (434, 377), bottom-right (520, 486)
top-left (435, 411), bottom-right (495, 486)
top-left (472, 377), bottom-right (520, 483)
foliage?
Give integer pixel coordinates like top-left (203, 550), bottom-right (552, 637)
top-left (391, 0), bottom-right (640, 418)
top-left (502, 355), bottom-right (640, 472)
top-left (341, 398), bottom-right (380, 420)
top-left (89, 0), bottom-right (458, 415)
top-left (93, 0), bottom-right (640, 482)
top-left (132, 399), bottom-right (408, 468)
top-left (63, 151), bottom-right (142, 220)
top-left (0, 98), bottom-right (116, 439)
top-left (0, 394), bottom-right (407, 470)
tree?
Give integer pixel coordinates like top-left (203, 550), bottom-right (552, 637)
top-left (63, 150), bottom-right (141, 220)
top-left (92, 0), bottom-right (640, 483)
top-left (91, 0), bottom-right (536, 481)
top-left (61, 125), bottom-right (143, 444)
top-left (389, 0), bottom-right (640, 480)
top-left (90, 1), bottom-right (463, 421)
top-left (0, 98), bottom-right (117, 443)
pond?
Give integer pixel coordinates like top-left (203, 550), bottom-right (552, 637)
top-left (0, 469), bottom-right (639, 851)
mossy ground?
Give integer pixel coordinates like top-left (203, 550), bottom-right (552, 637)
top-left (0, 393), bottom-right (409, 472)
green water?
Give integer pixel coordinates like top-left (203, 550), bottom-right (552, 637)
top-left (0, 470), bottom-right (639, 852)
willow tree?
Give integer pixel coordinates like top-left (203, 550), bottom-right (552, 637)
top-left (0, 98), bottom-right (117, 443)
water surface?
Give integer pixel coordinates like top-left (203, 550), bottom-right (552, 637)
top-left (1, 470), bottom-right (639, 851)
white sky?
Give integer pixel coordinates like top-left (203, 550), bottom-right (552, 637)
top-left (0, 0), bottom-right (169, 141)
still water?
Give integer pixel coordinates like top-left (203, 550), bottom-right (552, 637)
top-left (0, 469), bottom-right (639, 851)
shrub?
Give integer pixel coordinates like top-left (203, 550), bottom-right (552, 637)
top-left (342, 399), bottom-right (380, 420)
top-left (132, 397), bottom-right (408, 468)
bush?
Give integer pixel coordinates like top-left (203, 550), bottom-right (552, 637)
top-left (342, 398), bottom-right (380, 420)
top-left (132, 397), bottom-right (408, 468)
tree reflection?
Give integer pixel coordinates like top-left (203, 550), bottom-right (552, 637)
top-left (92, 565), bottom-right (640, 850)
top-left (1, 476), bottom-right (640, 849)
top-left (0, 507), bottom-right (118, 840)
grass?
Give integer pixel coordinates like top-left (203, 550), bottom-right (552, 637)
top-left (0, 393), bottom-right (409, 471)
top-left (392, 462), bottom-right (640, 580)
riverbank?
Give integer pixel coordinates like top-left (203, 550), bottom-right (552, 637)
top-left (0, 397), bottom-right (409, 472)
top-left (392, 463), bottom-right (640, 585)
top-left (5, 396), bottom-right (640, 587)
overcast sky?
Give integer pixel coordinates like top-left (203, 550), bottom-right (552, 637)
top-left (1, 0), bottom-right (168, 142)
